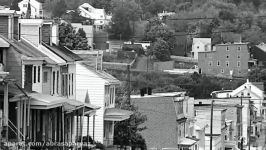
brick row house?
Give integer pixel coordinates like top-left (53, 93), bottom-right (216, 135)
top-left (0, 10), bottom-right (103, 150)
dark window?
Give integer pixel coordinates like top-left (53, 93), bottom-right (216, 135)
top-left (69, 75), bottom-right (71, 96)
top-left (33, 66), bottom-right (36, 83)
top-left (52, 71), bottom-right (55, 94)
top-left (18, 23), bottom-right (21, 40)
top-left (38, 66), bottom-right (40, 83)
top-left (71, 74), bottom-right (74, 95)
top-left (39, 27), bottom-right (41, 44)
top-left (43, 72), bottom-right (48, 83)
top-left (57, 71), bottom-right (59, 94)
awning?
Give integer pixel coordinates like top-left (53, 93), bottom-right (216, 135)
top-left (0, 37), bottom-right (9, 47)
top-left (178, 137), bottom-right (198, 147)
top-left (104, 108), bottom-right (133, 121)
top-left (9, 92), bottom-right (100, 115)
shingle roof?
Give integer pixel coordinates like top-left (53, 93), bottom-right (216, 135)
top-left (42, 42), bottom-right (82, 62)
top-left (131, 96), bottom-right (178, 149)
top-left (81, 62), bottom-right (120, 85)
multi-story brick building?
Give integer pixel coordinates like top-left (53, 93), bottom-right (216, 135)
top-left (198, 43), bottom-right (250, 77)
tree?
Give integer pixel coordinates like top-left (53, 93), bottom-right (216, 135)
top-left (59, 23), bottom-right (91, 50)
top-left (151, 38), bottom-right (171, 61)
top-left (10, 0), bottom-right (21, 11)
top-left (91, 0), bottom-right (112, 13)
top-left (52, 0), bottom-right (67, 17)
top-left (114, 90), bottom-right (147, 149)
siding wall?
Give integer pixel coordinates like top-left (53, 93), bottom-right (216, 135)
top-left (75, 62), bottom-right (105, 143)
top-left (0, 16), bottom-right (9, 38)
top-left (6, 46), bottom-right (22, 85)
top-left (21, 25), bottom-right (40, 46)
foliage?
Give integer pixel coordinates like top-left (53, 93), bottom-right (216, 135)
top-left (59, 23), bottom-right (91, 50)
top-left (122, 44), bottom-right (145, 56)
top-left (114, 94), bottom-right (147, 149)
top-left (249, 68), bottom-right (266, 86)
top-left (52, 0), bottom-right (67, 17)
top-left (151, 38), bottom-right (171, 61)
top-left (10, 0), bottom-right (21, 11)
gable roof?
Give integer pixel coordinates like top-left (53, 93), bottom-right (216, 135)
top-left (42, 42), bottom-right (82, 62)
top-left (81, 62), bottom-right (120, 85)
top-left (193, 38), bottom-right (211, 45)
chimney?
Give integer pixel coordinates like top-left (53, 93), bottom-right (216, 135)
top-left (51, 23), bottom-right (59, 45)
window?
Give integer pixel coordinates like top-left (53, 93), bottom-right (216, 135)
top-left (209, 61), bottom-right (212, 66)
top-left (226, 46), bottom-right (229, 51)
top-left (226, 55), bottom-right (229, 59)
top-left (71, 73), bottom-right (74, 96)
top-left (68, 75), bottom-right (71, 96)
top-left (39, 27), bottom-right (41, 44)
top-left (217, 61), bottom-right (220, 66)
top-left (23, 4), bottom-right (27, 7)
top-left (52, 71), bottom-right (55, 94)
top-left (221, 69), bottom-right (224, 73)
top-left (43, 72), bottom-right (48, 83)
top-left (238, 46), bottom-right (241, 51)
top-left (225, 135), bottom-right (227, 141)
top-left (197, 46), bottom-right (200, 49)
top-left (226, 61), bottom-right (229, 67)
top-left (238, 55), bottom-right (240, 59)
top-left (237, 61), bottom-right (240, 67)
top-left (38, 66), bottom-right (40, 83)
top-left (57, 71), bottom-right (59, 94)
top-left (33, 66), bottom-right (36, 83)
top-left (18, 23), bottom-right (21, 40)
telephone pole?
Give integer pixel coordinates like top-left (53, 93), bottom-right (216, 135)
top-left (210, 100), bottom-right (214, 150)
top-left (127, 64), bottom-right (131, 103)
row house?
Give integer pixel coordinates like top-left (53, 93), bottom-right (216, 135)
top-left (198, 42), bottom-right (250, 78)
top-left (131, 92), bottom-right (200, 150)
top-left (194, 106), bottom-right (226, 150)
top-left (0, 9), bottom-right (100, 149)
top-left (194, 97), bottom-right (255, 148)
top-left (191, 38), bottom-right (211, 60)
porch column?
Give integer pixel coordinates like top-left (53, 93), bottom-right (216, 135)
top-left (3, 82), bottom-right (8, 141)
top-left (93, 115), bottom-right (95, 144)
top-left (81, 106), bottom-right (85, 150)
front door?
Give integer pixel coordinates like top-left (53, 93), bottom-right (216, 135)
top-left (42, 67), bottom-right (51, 94)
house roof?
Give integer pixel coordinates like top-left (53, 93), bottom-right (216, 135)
top-left (42, 42), bottom-right (82, 62)
top-left (0, 37), bottom-right (9, 47)
top-left (179, 137), bottom-right (198, 146)
top-left (256, 43), bottom-right (266, 53)
top-left (104, 108), bottom-right (133, 121)
top-left (193, 38), bottom-right (211, 45)
top-left (131, 96), bottom-right (181, 149)
top-left (81, 62), bottom-right (120, 85)
top-left (251, 82), bottom-right (264, 91)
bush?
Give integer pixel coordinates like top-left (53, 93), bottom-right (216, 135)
top-left (122, 44), bottom-right (145, 55)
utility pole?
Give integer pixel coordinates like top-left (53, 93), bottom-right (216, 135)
top-left (248, 99), bottom-right (251, 150)
top-left (127, 64), bottom-right (131, 103)
top-left (210, 100), bottom-right (214, 150)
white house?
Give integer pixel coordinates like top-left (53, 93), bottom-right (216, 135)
top-left (191, 38), bottom-right (212, 60)
top-left (78, 3), bottom-right (111, 31)
top-left (18, 0), bottom-right (43, 18)
top-left (75, 62), bottom-right (132, 146)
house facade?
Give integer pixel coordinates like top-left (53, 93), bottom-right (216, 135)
top-left (191, 38), bottom-right (211, 60)
top-left (131, 92), bottom-right (199, 150)
top-left (18, 0), bottom-right (44, 18)
top-left (198, 43), bottom-right (250, 77)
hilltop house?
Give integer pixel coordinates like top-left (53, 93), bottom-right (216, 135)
top-left (131, 92), bottom-right (199, 150)
top-left (250, 43), bottom-right (266, 68)
top-left (18, 0), bottom-right (44, 18)
top-left (191, 38), bottom-right (211, 60)
top-left (198, 42), bottom-right (250, 78)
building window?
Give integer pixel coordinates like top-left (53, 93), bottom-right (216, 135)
top-left (52, 71), bottom-right (55, 94)
top-left (237, 61), bottom-right (240, 67)
top-left (57, 71), bottom-right (59, 94)
top-left (217, 61), bottom-right (220, 66)
top-left (238, 55), bottom-right (240, 59)
top-left (238, 46), bottom-right (241, 51)
top-left (221, 69), bottom-right (224, 73)
top-left (226, 55), bottom-right (229, 59)
top-left (71, 73), bottom-right (74, 96)
top-left (226, 61), bottom-right (229, 67)
top-left (226, 46), bottom-right (229, 51)
top-left (18, 23), bottom-right (21, 40)
top-left (209, 61), bottom-right (212, 66)
top-left (197, 46), bottom-right (200, 49)
top-left (37, 66), bottom-right (40, 83)
top-left (23, 4), bottom-right (27, 7)
top-left (33, 66), bottom-right (36, 83)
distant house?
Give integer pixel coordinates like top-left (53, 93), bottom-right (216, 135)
top-left (78, 3), bottom-right (111, 31)
top-left (191, 38), bottom-right (211, 60)
top-left (198, 43), bottom-right (250, 78)
top-left (18, 0), bottom-right (44, 18)
top-left (131, 92), bottom-right (199, 150)
top-left (158, 11), bottom-right (175, 20)
top-left (195, 106), bottom-right (226, 150)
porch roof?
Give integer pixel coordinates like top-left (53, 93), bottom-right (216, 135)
top-left (104, 108), bottom-right (133, 121)
top-left (178, 137), bottom-right (198, 147)
top-left (9, 92), bottom-right (100, 115)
